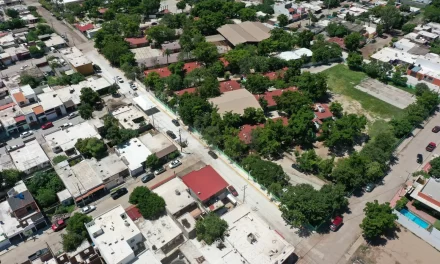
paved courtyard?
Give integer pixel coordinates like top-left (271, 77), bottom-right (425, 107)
top-left (355, 78), bottom-right (416, 109)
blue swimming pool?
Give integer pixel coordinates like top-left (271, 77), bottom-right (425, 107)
top-left (400, 208), bottom-right (430, 229)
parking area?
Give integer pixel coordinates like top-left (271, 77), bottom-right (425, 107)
top-left (355, 78), bottom-right (416, 109)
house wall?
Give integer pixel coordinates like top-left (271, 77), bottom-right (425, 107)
top-left (74, 63), bottom-right (94, 75)
top-left (13, 202), bottom-right (39, 219)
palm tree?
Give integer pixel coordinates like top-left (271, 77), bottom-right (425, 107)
top-left (164, 48), bottom-right (171, 65)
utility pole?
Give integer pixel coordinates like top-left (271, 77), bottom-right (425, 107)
top-left (178, 129), bottom-right (182, 151)
top-left (242, 185), bottom-right (248, 204)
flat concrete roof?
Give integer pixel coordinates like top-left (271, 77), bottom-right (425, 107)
top-left (421, 178), bottom-right (440, 203)
top-left (138, 133), bottom-right (177, 159)
top-left (44, 121), bottom-right (101, 151)
top-left (153, 178), bottom-right (196, 216)
top-left (44, 35), bottom-right (66, 47)
top-left (37, 91), bottom-right (64, 111)
top-left (209, 89), bottom-right (262, 115)
top-left (57, 189), bottom-right (72, 202)
top-left (9, 140), bottom-right (49, 172)
top-left (69, 56), bottom-right (92, 67)
top-left (89, 154), bottom-right (127, 181)
top-left (115, 137), bottom-right (151, 172)
top-left (112, 105), bottom-right (145, 130)
top-left (0, 150), bottom-right (16, 171)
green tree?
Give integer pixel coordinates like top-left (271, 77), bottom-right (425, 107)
top-left (417, 90), bottom-right (440, 112)
top-left (62, 233), bottom-right (85, 252)
top-left (242, 107), bottom-right (266, 125)
top-left (239, 8), bottom-right (257, 21)
top-left (326, 22), bottom-right (348, 37)
top-left (287, 108), bottom-right (316, 146)
top-left (376, 24), bottom-right (383, 36)
top-left (297, 30), bottom-right (314, 48)
top-left (322, 114), bottom-right (367, 150)
top-left (224, 136), bottom-right (248, 161)
top-left (394, 196), bottom-right (409, 211)
top-left (80, 87), bottom-right (100, 106)
top-left (78, 104), bottom-right (93, 120)
top-left (129, 186), bottom-right (165, 219)
top-left (244, 74), bottom-right (271, 94)
top-left (241, 155), bottom-right (286, 187)
top-left (177, 0), bottom-right (186, 12)
top-left (391, 69), bottom-right (407, 87)
top-left (178, 93), bottom-right (213, 126)
top-left (108, 84), bottom-right (118, 95)
top-left (196, 213), bottom-right (228, 245)
top-left (20, 74), bottom-right (40, 88)
top-left (360, 200), bottom-right (397, 239)
top-left (429, 157), bottom-right (440, 178)
top-left (329, 101), bottom-right (343, 118)
top-left (346, 52), bottom-right (363, 71)
top-left (194, 41), bottom-right (219, 65)
top-left (1, 169), bottom-right (22, 188)
top-left (198, 76), bottom-right (220, 99)
top-left (296, 149), bottom-right (321, 174)
top-left (6, 9), bottom-right (20, 18)
top-left (401, 23), bottom-right (416, 34)
top-left (415, 83), bottom-right (430, 96)
top-left (146, 154), bottom-right (161, 170)
top-left (380, 5), bottom-right (402, 33)
top-left (165, 74), bottom-right (184, 91)
top-left (274, 91), bottom-right (313, 116)
top-left (52, 155), bottom-right (68, 164)
top-left (29, 46), bottom-right (45, 57)
top-left (147, 25), bottom-right (176, 45)
top-left (293, 72), bottom-right (328, 100)
top-left (278, 14), bottom-right (288, 27)
top-left (75, 137), bottom-right (107, 159)
top-left (331, 152), bottom-right (366, 189)
top-left (344, 32), bottom-right (362, 51)
top-left (390, 117), bottom-right (413, 138)
top-left (222, 111), bottom-right (242, 128)
top-left (251, 126), bottom-right (282, 158)
top-left (36, 188), bottom-right (58, 208)
top-left (66, 213), bottom-right (92, 238)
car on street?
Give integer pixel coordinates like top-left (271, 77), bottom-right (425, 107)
top-left (227, 185), bottom-right (238, 196)
top-left (154, 167), bottom-right (166, 175)
top-left (51, 219), bottom-right (66, 231)
top-left (111, 187), bottom-right (128, 200)
top-left (20, 131), bottom-right (33, 138)
top-left (433, 126), bottom-right (440, 133)
top-left (129, 82), bottom-right (137, 90)
top-left (68, 112), bottom-right (78, 119)
top-left (80, 205), bottom-right (96, 214)
top-left (60, 123), bottom-right (72, 129)
top-left (28, 248), bottom-right (49, 261)
top-left (169, 159), bottom-right (182, 169)
top-left (172, 119), bottom-right (180, 126)
top-left (330, 216), bottom-right (343, 231)
top-left (166, 130), bottom-right (177, 139)
top-left (41, 122), bottom-right (54, 130)
top-left (115, 76), bottom-right (123, 83)
top-left (426, 142), bottom-right (437, 152)
top-left (417, 153), bottom-right (423, 164)
top-left (208, 150), bottom-right (218, 159)
top-left (141, 173), bottom-right (155, 183)
top-left (365, 183), bottom-right (376, 192)
top-left (93, 64), bottom-right (101, 73)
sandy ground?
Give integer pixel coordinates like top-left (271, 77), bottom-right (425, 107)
top-left (350, 226), bottom-right (440, 264)
top-left (360, 35), bottom-right (392, 59)
top-left (331, 93), bottom-right (377, 122)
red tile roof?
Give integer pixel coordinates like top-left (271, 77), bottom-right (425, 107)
top-left (263, 68), bottom-right (287, 80)
top-left (98, 8), bottom-right (108, 14)
top-left (419, 192), bottom-right (440, 208)
top-left (14, 115), bottom-right (26, 122)
top-left (182, 166), bottom-right (229, 202)
top-left (75, 23), bottom-right (94, 32)
top-left (238, 123), bottom-right (265, 144)
top-left (314, 104), bottom-right (333, 120)
top-left (144, 67), bottom-right (172, 78)
top-left (174, 87), bottom-right (197, 96)
top-left (125, 205), bottom-right (142, 221)
top-left (125, 37), bottom-right (148, 46)
top-left (273, 116), bottom-right (289, 126)
top-left (328, 37), bottom-right (346, 49)
top-left (220, 57), bottom-right (229, 67)
top-left (183, 62), bottom-right (201, 73)
top-left (219, 80), bottom-right (241, 93)
top-left (0, 102), bottom-right (16, 111)
top-left (254, 87), bottom-right (297, 107)
top-left (288, 7), bottom-right (295, 12)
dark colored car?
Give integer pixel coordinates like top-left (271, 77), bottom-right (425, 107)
top-left (365, 183), bottom-right (376, 192)
top-left (41, 122), bottom-right (54, 130)
top-left (93, 64), bottom-right (102, 72)
top-left (208, 150), bottom-right (218, 159)
top-left (111, 187), bottom-right (128, 200)
top-left (426, 142), bottom-right (437, 152)
top-left (433, 126), bottom-right (440, 133)
top-left (141, 173), bottom-right (155, 183)
top-left (172, 119), bottom-right (180, 126)
top-left (166, 130), bottom-right (177, 139)
top-left (228, 185), bottom-right (238, 196)
top-left (417, 153), bottom-right (423, 164)
top-left (28, 248), bottom-right (49, 261)
top-left (330, 216), bottom-right (343, 231)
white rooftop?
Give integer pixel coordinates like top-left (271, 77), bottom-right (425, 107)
top-left (133, 95), bottom-right (157, 113)
top-left (138, 133), bottom-right (177, 159)
top-left (0, 151), bottom-right (16, 171)
top-left (371, 47), bottom-right (418, 64)
top-left (418, 30), bottom-right (439, 39)
top-left (0, 199), bottom-right (37, 237)
top-left (44, 35), bottom-right (66, 47)
top-left (55, 160), bottom-right (103, 199)
top-left (44, 121), bottom-right (101, 151)
top-left (153, 178), bottom-right (196, 216)
top-left (56, 189), bottom-right (72, 202)
top-left (394, 38), bottom-right (417, 52)
top-left (7, 180), bottom-right (28, 197)
top-left (277, 48), bottom-right (313, 61)
top-left (86, 205), bottom-right (141, 264)
top-left (20, 84), bottom-right (34, 96)
top-left (89, 154), bottom-right (128, 181)
top-left (69, 56), bottom-right (92, 67)
top-left (115, 137), bottom-right (152, 172)
top-left (9, 140), bottom-right (49, 172)
top-left (37, 91), bottom-right (64, 111)
top-left (112, 105), bottom-right (145, 130)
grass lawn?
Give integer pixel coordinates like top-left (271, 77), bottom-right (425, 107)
top-left (323, 64), bottom-right (404, 119)
top-left (368, 120), bottom-right (393, 139)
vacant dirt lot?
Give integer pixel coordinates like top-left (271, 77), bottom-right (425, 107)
top-left (350, 227), bottom-right (440, 264)
top-left (360, 35), bottom-right (391, 58)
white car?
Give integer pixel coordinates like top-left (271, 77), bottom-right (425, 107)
top-left (169, 159), bottom-right (182, 169)
top-left (20, 131), bottom-right (33, 138)
top-left (116, 76), bottom-right (123, 83)
top-left (80, 205), bottom-right (96, 214)
top-left (130, 83), bottom-right (137, 90)
top-left (60, 123), bottom-right (72, 129)
top-left (68, 112), bottom-right (78, 119)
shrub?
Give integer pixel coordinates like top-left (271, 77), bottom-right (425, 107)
top-left (53, 155), bottom-right (68, 164)
top-left (394, 196), bottom-right (408, 211)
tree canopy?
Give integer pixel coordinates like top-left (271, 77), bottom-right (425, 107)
top-left (360, 200), bottom-right (397, 239)
top-left (62, 213), bottom-right (92, 251)
top-left (129, 186), bottom-right (166, 219)
top-left (75, 137), bottom-right (107, 159)
top-left (196, 213), bottom-right (229, 245)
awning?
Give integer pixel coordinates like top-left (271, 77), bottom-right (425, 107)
top-left (75, 185), bottom-right (105, 202)
top-left (33, 105), bottom-right (44, 115)
top-left (14, 115), bottom-right (26, 122)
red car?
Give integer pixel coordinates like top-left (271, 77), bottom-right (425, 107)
top-left (433, 126), bottom-right (440, 133)
top-left (426, 142), bottom-right (437, 152)
top-left (41, 122), bottom-right (54, 130)
top-left (228, 185), bottom-right (238, 196)
top-left (330, 216), bottom-right (343, 231)
top-left (51, 219), bottom-right (66, 232)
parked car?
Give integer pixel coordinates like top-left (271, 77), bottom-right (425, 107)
top-left (115, 76), bottom-right (123, 83)
top-left (208, 150), bottom-right (218, 159)
top-left (141, 173), bottom-right (155, 183)
top-left (81, 205), bottom-right (96, 214)
top-left (154, 167), bottom-right (166, 175)
top-left (426, 142), bottom-right (437, 152)
top-left (20, 131), bottom-right (33, 138)
top-left (417, 153), bottom-right (423, 164)
top-left (172, 119), bottom-right (180, 126)
top-left (365, 183), bottom-right (376, 192)
top-left (8, 144), bottom-right (22, 151)
top-left (60, 123), bottom-right (72, 129)
top-left (51, 219), bottom-right (66, 231)
top-left (166, 130), bottom-right (177, 139)
top-left (68, 112), bottom-right (78, 119)
top-left (111, 187), bottom-right (128, 200)
top-left (169, 159), bottom-right (182, 169)
top-left (330, 216), bottom-right (343, 231)
top-left (41, 122), bottom-right (54, 130)
top-left (129, 82), bottom-right (137, 90)
top-left (228, 185), bottom-right (238, 196)
top-left (28, 248), bottom-right (49, 261)
top-left (93, 64), bottom-right (101, 72)
top-left (433, 126), bottom-right (440, 133)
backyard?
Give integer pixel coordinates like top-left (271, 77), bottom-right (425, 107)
top-left (323, 64), bottom-right (404, 120)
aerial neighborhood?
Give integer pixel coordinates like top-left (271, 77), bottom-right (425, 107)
top-left (1, 0), bottom-right (440, 263)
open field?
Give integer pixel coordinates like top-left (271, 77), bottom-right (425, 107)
top-left (324, 65), bottom-right (404, 120)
